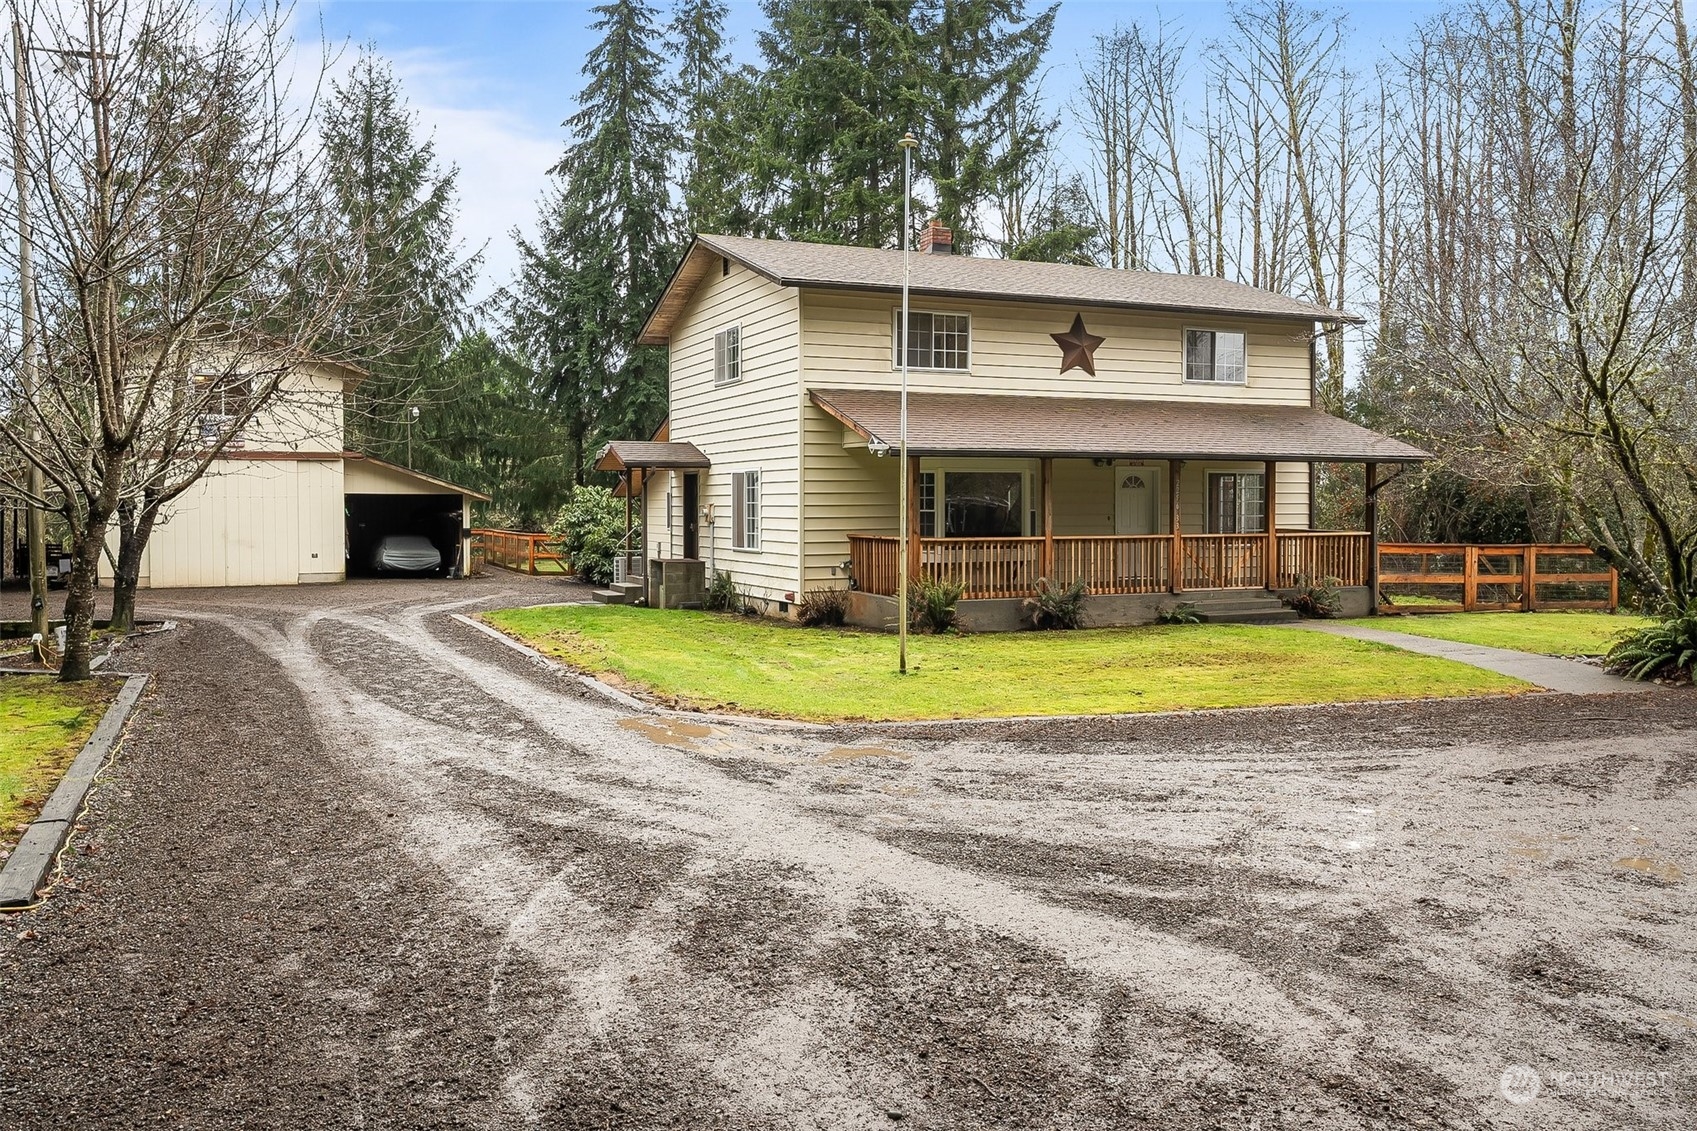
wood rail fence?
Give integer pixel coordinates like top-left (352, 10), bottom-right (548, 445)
top-left (472, 529), bottom-right (569, 576)
top-left (1377, 543), bottom-right (1617, 612)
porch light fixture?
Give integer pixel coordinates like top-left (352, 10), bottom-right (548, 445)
top-left (897, 129), bottom-right (919, 676)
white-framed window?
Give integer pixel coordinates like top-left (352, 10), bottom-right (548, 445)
top-left (714, 325), bottom-right (741, 386)
top-left (195, 374), bottom-right (253, 448)
top-left (921, 459), bottom-right (1032, 537)
top-left (1207, 471), bottom-right (1266, 534)
top-left (1184, 328), bottom-right (1247, 384)
top-left (731, 469), bottom-right (760, 549)
top-left (893, 310), bottom-right (971, 371)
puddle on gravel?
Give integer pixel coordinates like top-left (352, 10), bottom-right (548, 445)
top-left (1498, 833), bottom-right (1578, 877)
top-left (618, 717), bottom-right (716, 748)
top-left (1613, 857), bottom-right (1685, 885)
top-left (819, 745), bottom-right (910, 765)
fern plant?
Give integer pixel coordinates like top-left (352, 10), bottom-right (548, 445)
top-left (910, 575), bottom-right (964, 634)
top-left (704, 570), bottom-right (744, 614)
top-left (1024, 577), bottom-right (1088, 629)
top-left (1156, 602), bottom-right (1202, 625)
top-left (1282, 574), bottom-right (1343, 618)
top-left (1606, 607), bottom-right (1697, 682)
top-left (797, 587), bottom-right (849, 627)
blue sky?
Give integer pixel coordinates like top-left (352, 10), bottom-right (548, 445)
top-left (298, 1), bottom-right (1447, 298)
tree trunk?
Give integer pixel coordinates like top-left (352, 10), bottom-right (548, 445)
top-left (58, 512), bottom-right (110, 682)
top-left (109, 494), bottom-right (158, 633)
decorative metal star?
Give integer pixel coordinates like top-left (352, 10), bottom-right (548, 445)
top-left (1051, 314), bottom-right (1106, 376)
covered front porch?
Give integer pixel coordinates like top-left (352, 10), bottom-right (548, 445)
top-left (811, 388), bottom-right (1427, 605)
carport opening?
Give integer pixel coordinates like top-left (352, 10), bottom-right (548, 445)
top-left (346, 493), bottom-right (462, 578)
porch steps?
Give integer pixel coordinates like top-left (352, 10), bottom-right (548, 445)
top-left (1182, 590), bottom-right (1299, 625)
top-left (592, 580), bottom-right (646, 606)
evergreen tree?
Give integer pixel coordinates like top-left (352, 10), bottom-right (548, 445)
top-left (752, 0), bottom-right (927, 246)
top-left (915, 0), bottom-right (1057, 254)
top-left (510, 0), bottom-right (677, 481)
top-left (668, 0), bottom-right (753, 233)
top-left (320, 50), bottom-right (479, 463)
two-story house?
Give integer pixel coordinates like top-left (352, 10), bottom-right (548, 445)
top-left (598, 226), bottom-right (1427, 628)
top-left (102, 358), bottom-right (489, 589)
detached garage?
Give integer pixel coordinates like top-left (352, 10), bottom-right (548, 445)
top-left (344, 456), bottom-right (487, 579)
top-left (102, 358), bottom-right (492, 589)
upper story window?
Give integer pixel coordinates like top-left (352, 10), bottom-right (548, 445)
top-left (714, 325), bottom-right (741, 386)
top-left (195, 374), bottom-right (253, 448)
top-left (894, 310), bottom-right (970, 371)
top-left (1185, 329), bottom-right (1247, 384)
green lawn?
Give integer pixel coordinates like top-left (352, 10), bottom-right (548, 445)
top-left (1341, 611), bottom-right (1651, 656)
top-left (0, 677), bottom-right (116, 845)
top-left (484, 605), bottom-right (1529, 722)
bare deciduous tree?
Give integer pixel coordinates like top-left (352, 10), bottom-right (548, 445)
top-left (0, 0), bottom-right (373, 678)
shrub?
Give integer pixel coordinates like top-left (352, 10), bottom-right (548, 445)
top-left (1156, 601), bottom-right (1202, 625)
top-left (1606, 606), bottom-right (1697, 682)
top-left (1024, 576), bottom-right (1088, 630)
top-left (704, 569), bottom-right (744, 614)
top-left (910, 575), bottom-right (964, 634)
top-left (797, 586), bottom-right (849, 627)
top-left (549, 485), bottom-right (630, 587)
top-left (1283, 574), bottom-right (1343, 619)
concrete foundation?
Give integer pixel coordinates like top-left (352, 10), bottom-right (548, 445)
top-left (843, 586), bottom-right (1373, 632)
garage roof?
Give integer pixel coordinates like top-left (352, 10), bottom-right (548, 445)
top-left (346, 454), bottom-right (493, 501)
top-left (809, 389), bottom-right (1431, 463)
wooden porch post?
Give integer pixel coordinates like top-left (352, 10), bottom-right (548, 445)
top-left (1263, 459), bottom-right (1279, 590)
top-left (1168, 459), bottom-right (1184, 593)
top-left (1364, 462), bottom-right (1380, 614)
top-left (1041, 457), bottom-right (1054, 581)
top-left (623, 470), bottom-right (633, 572)
top-left (906, 456), bottom-right (922, 584)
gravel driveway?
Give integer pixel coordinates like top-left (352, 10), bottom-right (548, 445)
top-left (0, 576), bottom-right (1691, 1129)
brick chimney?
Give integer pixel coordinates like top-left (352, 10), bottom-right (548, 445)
top-left (918, 219), bottom-right (953, 255)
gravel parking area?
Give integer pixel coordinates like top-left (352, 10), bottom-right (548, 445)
top-left (0, 575), bottom-right (1691, 1129)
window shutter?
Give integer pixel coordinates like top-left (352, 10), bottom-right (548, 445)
top-left (731, 472), bottom-right (747, 548)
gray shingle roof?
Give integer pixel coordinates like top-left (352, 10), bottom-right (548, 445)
top-left (809, 389), bottom-right (1430, 463)
top-left (639, 234), bottom-right (1359, 343)
top-left (594, 440), bottom-right (711, 472)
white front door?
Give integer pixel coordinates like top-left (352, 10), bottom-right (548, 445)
top-left (1114, 466), bottom-right (1161, 535)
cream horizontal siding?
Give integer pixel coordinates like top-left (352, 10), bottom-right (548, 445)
top-left (240, 366), bottom-right (346, 453)
top-left (800, 401), bottom-right (898, 589)
top-left (669, 259), bottom-right (802, 606)
top-left (801, 288), bottom-right (1313, 405)
top-left (1178, 461), bottom-right (1309, 533)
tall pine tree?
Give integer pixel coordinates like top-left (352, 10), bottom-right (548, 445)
top-left (320, 50), bottom-right (479, 463)
top-left (916, 0), bottom-right (1057, 254)
top-left (668, 0), bottom-right (753, 233)
top-left (752, 0), bottom-right (927, 246)
top-left (510, 0), bottom-right (677, 481)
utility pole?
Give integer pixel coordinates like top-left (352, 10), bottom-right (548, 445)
top-left (12, 14), bottom-right (49, 640)
top-left (897, 130), bottom-right (917, 675)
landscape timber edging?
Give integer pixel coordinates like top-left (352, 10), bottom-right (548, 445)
top-left (0, 672), bottom-right (150, 909)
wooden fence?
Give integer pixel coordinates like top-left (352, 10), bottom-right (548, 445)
top-left (472, 529), bottom-right (569, 576)
top-left (1377, 543), bottom-right (1618, 612)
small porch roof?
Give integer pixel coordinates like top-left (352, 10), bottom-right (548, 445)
top-left (809, 389), bottom-right (1431, 463)
top-left (594, 440), bottom-right (712, 473)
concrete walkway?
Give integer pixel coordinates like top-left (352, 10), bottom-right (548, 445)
top-left (1291, 621), bottom-right (1656, 695)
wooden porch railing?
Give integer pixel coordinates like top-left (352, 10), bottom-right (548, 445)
top-left (923, 536), bottom-right (1044, 598)
top-left (1182, 534), bottom-right (1264, 590)
top-left (1052, 535), bottom-right (1171, 594)
top-left (848, 532), bottom-right (1369, 598)
top-left (1278, 531), bottom-right (1371, 587)
top-left (1378, 543), bottom-right (1618, 612)
top-left (473, 528), bottom-right (568, 575)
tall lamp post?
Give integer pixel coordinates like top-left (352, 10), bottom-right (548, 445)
top-left (897, 130), bottom-right (917, 675)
